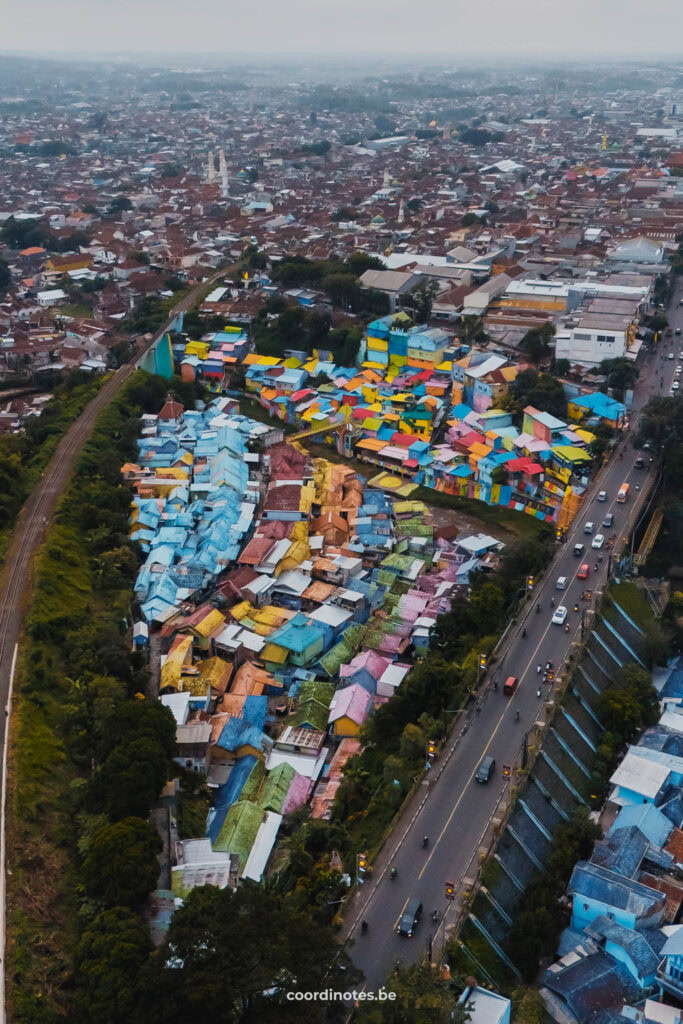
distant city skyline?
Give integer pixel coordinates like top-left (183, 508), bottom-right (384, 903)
top-left (3, 0), bottom-right (683, 58)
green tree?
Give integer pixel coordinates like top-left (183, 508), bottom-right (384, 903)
top-left (520, 323), bottom-right (555, 364)
top-left (323, 271), bottom-right (359, 309)
top-left (83, 816), bottom-right (162, 908)
top-left (357, 962), bottom-right (464, 1024)
top-left (75, 907), bottom-right (152, 1024)
top-left (90, 738), bottom-right (172, 820)
top-left (405, 280), bottom-right (439, 322)
top-left (0, 258), bottom-right (11, 297)
top-left (461, 212), bottom-right (480, 227)
top-left (138, 884), bottom-right (359, 1023)
top-left (399, 722), bottom-right (426, 762)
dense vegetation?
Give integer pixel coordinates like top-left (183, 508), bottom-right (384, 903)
top-left (253, 304), bottom-right (363, 365)
top-left (8, 371), bottom-right (358, 1024)
top-left (0, 371), bottom-right (107, 561)
top-left (267, 251), bottom-right (391, 316)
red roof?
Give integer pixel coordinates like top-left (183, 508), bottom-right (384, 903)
top-left (390, 432), bottom-right (421, 448)
top-left (158, 399), bottom-right (184, 421)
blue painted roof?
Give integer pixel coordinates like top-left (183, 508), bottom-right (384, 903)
top-left (585, 916), bottom-right (663, 977)
top-left (568, 861), bottom-right (664, 918)
top-left (609, 803), bottom-right (673, 848)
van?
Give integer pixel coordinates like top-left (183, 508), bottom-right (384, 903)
top-left (475, 756), bottom-right (495, 784)
top-left (556, 576), bottom-right (568, 590)
top-left (503, 675), bottom-right (518, 696)
top-left (574, 543), bottom-right (585, 556)
top-left (584, 522), bottom-right (594, 535)
top-left (397, 898), bottom-right (423, 937)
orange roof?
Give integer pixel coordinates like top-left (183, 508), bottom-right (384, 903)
top-left (20, 246), bottom-right (46, 256)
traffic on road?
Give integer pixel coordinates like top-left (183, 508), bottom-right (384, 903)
top-left (346, 284), bottom-right (683, 992)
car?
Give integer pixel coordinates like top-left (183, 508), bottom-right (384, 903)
top-left (634, 457), bottom-right (645, 469)
top-left (475, 756), bottom-right (496, 784)
top-left (678, 353), bottom-right (683, 361)
top-left (675, 367), bottom-right (681, 377)
top-left (397, 898), bottom-right (423, 937)
top-left (677, 328), bottom-right (682, 336)
top-left (603, 513), bottom-right (614, 528)
top-left (573, 542), bottom-right (585, 557)
top-left (552, 606), bottom-right (568, 625)
top-left (556, 575), bottom-right (568, 590)
top-left (592, 534), bottom-right (605, 549)
top-left (577, 563), bottom-right (590, 580)
top-left (643, 441), bottom-right (653, 450)
top-left (674, 382), bottom-right (680, 391)
top-left (597, 491), bottom-right (607, 502)
top-left (670, 352), bottom-right (676, 359)
top-left (503, 675), bottom-right (518, 696)
top-left (584, 521), bottom-right (595, 534)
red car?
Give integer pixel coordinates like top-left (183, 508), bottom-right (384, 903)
top-left (577, 563), bottom-right (590, 580)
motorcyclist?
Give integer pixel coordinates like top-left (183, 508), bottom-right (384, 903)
top-left (537, 664), bottom-right (542, 674)
top-left (422, 835), bottom-right (429, 848)
top-left (522, 627), bottom-right (527, 638)
top-left (514, 708), bottom-right (520, 721)
top-left (361, 920), bottom-right (368, 933)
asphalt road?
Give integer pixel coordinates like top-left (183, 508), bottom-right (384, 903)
top-left (0, 270), bottom-right (223, 1021)
top-left (348, 285), bottom-right (683, 991)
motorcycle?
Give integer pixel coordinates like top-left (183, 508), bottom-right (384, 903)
top-left (522, 628), bottom-right (527, 638)
top-left (564, 624), bottom-right (570, 633)
top-left (422, 835), bottom-right (429, 849)
top-left (573, 603), bottom-right (580, 613)
top-left (514, 708), bottom-right (520, 722)
top-left (432, 910), bottom-right (439, 924)
top-left (390, 867), bottom-right (397, 880)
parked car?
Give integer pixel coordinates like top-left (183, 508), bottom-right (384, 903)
top-left (577, 563), bottom-right (590, 580)
top-left (552, 606), bottom-right (568, 625)
top-left (592, 534), bottom-right (605, 549)
top-left (398, 898), bottom-right (423, 937)
top-left (603, 513), bottom-right (614, 528)
top-left (475, 756), bottom-right (496, 784)
top-left (597, 491), bottom-right (607, 502)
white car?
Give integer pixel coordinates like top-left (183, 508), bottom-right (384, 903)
top-left (669, 353), bottom-right (675, 360)
top-left (597, 491), bottom-right (607, 502)
top-left (552, 606), bottom-right (568, 625)
top-left (591, 534), bottom-right (605, 549)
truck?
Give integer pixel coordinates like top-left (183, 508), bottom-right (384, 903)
top-left (617, 482), bottom-right (630, 503)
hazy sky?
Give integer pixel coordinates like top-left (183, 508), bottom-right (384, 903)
top-left (3, 0), bottom-right (683, 57)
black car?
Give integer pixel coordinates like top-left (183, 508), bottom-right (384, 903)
top-left (475, 756), bottom-right (495, 784)
top-left (397, 898), bottom-right (423, 937)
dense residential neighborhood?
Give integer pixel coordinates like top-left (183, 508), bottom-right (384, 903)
top-left (4, 48), bottom-right (683, 1024)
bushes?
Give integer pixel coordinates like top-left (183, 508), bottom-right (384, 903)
top-left (7, 371), bottom-right (187, 1021)
top-left (0, 372), bottom-right (107, 560)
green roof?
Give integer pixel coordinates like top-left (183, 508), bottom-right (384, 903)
top-left (259, 762), bottom-right (295, 813)
top-left (292, 680), bottom-right (335, 731)
top-left (212, 800), bottom-right (264, 869)
top-left (241, 759), bottom-right (266, 803)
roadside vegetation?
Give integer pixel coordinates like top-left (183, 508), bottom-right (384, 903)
top-left (7, 370), bottom-right (357, 1024)
top-left (0, 371), bottom-right (108, 564)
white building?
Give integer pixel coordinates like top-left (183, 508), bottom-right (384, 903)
top-left (36, 288), bottom-right (67, 308)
